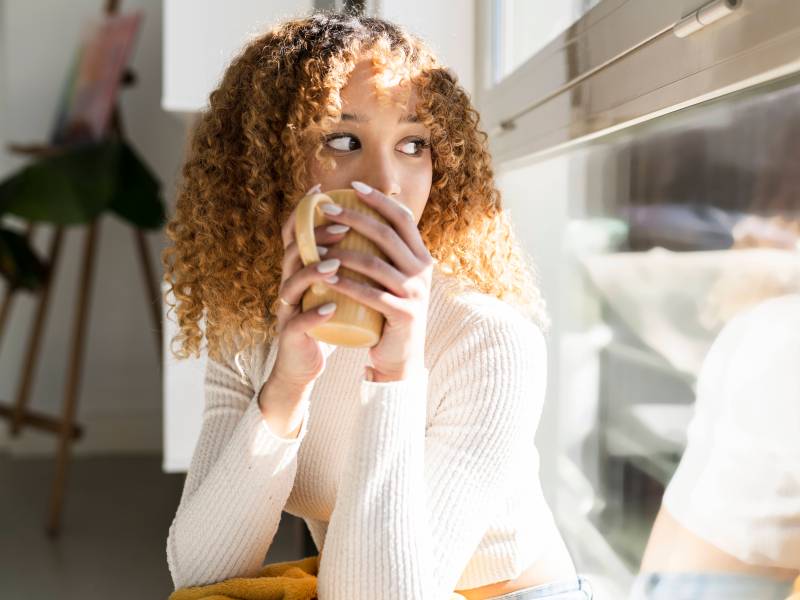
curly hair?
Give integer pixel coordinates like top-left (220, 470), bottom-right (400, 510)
top-left (161, 10), bottom-right (548, 365)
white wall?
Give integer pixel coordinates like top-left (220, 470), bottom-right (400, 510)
top-left (375, 0), bottom-right (475, 97)
top-left (162, 0), bottom-right (313, 112)
top-left (0, 0), bottom-right (188, 456)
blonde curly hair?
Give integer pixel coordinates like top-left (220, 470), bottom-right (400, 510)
top-left (161, 11), bottom-right (547, 364)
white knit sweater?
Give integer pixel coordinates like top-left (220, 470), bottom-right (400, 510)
top-left (166, 267), bottom-right (564, 599)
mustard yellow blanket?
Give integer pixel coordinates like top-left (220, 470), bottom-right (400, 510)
top-left (168, 555), bottom-right (468, 600)
top-left (786, 575), bottom-right (800, 600)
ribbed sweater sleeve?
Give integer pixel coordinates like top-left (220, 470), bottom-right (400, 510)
top-left (316, 314), bottom-right (547, 600)
top-left (166, 350), bottom-right (310, 591)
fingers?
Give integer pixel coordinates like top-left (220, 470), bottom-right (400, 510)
top-left (278, 257), bottom-right (342, 312)
top-left (320, 247), bottom-right (409, 297)
top-left (281, 223), bottom-right (350, 285)
top-left (280, 300), bottom-right (338, 338)
top-left (318, 202), bottom-right (419, 274)
top-left (350, 181), bottom-right (432, 262)
top-left (324, 273), bottom-right (408, 322)
top-left (281, 183), bottom-right (322, 249)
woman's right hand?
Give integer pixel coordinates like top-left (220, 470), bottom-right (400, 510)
top-left (268, 184), bottom-right (349, 395)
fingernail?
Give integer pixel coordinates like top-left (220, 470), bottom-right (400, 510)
top-left (351, 181), bottom-right (372, 194)
top-left (317, 258), bottom-right (340, 273)
top-left (306, 183), bottom-right (321, 195)
top-left (316, 245), bottom-right (328, 255)
top-left (390, 198), bottom-right (414, 219)
top-left (324, 274), bottom-right (339, 284)
top-left (317, 302), bottom-right (336, 315)
top-left (326, 224), bottom-right (350, 234)
top-left (320, 203), bottom-right (343, 215)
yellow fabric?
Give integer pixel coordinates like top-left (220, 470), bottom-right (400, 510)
top-left (168, 555), bottom-right (468, 600)
top-left (785, 575), bottom-right (800, 600)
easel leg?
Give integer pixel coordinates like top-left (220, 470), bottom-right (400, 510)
top-left (0, 223), bottom-right (36, 351)
top-left (133, 229), bottom-right (162, 364)
top-left (46, 219), bottom-right (99, 538)
top-left (11, 226), bottom-right (65, 436)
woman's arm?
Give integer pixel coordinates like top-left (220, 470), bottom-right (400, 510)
top-left (166, 348), bottom-right (310, 590)
top-left (317, 313), bottom-right (547, 600)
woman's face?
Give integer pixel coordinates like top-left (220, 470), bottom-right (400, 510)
top-left (305, 59), bottom-right (433, 225)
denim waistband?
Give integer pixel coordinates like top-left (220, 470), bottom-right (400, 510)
top-left (488, 574), bottom-right (593, 599)
top-left (629, 571), bottom-right (795, 600)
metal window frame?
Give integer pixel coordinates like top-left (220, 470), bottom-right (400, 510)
top-left (476, 0), bottom-right (800, 169)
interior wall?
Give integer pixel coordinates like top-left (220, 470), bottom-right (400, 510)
top-left (0, 0), bottom-right (188, 456)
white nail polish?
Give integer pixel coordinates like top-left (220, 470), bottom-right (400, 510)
top-left (317, 258), bottom-right (340, 273)
top-left (317, 302), bottom-right (336, 315)
top-left (326, 224), bottom-right (350, 234)
top-left (324, 274), bottom-right (339, 284)
top-left (316, 245), bottom-right (328, 255)
top-left (351, 181), bottom-right (372, 194)
top-left (320, 203), bottom-right (343, 215)
top-left (390, 198), bottom-right (414, 219)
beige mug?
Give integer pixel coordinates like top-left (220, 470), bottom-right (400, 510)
top-left (294, 188), bottom-right (388, 347)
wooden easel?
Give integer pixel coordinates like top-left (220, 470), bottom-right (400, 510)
top-left (0, 0), bottom-right (162, 538)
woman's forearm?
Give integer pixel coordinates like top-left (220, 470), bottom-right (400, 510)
top-left (258, 374), bottom-right (312, 439)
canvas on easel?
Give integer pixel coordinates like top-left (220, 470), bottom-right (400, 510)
top-left (50, 10), bottom-right (143, 146)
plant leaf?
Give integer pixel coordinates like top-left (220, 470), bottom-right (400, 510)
top-left (0, 141), bottom-right (116, 224)
top-left (108, 140), bottom-right (166, 230)
top-left (0, 226), bottom-right (49, 291)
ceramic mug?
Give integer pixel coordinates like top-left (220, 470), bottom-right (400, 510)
top-left (294, 188), bottom-right (389, 347)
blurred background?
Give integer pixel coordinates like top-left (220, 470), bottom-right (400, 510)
top-left (1, 0), bottom-right (798, 598)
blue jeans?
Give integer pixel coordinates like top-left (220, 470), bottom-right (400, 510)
top-left (628, 572), bottom-right (794, 599)
top-left (487, 575), bottom-right (593, 599)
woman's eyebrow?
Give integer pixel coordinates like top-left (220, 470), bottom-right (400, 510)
top-left (341, 112), bottom-right (420, 124)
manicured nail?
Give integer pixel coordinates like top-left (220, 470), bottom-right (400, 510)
top-left (326, 224), bottom-right (350, 234)
top-left (351, 181), bottom-right (372, 194)
top-left (316, 245), bottom-right (328, 255)
top-left (324, 274), bottom-right (339, 284)
top-left (316, 258), bottom-right (340, 273)
top-left (317, 302), bottom-right (336, 315)
top-left (390, 198), bottom-right (414, 219)
top-left (320, 203), bottom-right (343, 215)
top-left (306, 183), bottom-right (321, 195)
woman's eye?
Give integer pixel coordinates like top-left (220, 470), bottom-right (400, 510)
top-left (325, 134), bottom-right (360, 152)
top-left (399, 138), bottom-right (430, 156)
top-left (323, 134), bottom-right (430, 156)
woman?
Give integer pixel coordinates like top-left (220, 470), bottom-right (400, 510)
top-left (162, 12), bottom-right (591, 600)
top-left (632, 293), bottom-right (800, 599)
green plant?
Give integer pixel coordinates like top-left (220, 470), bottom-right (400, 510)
top-left (0, 138), bottom-right (166, 291)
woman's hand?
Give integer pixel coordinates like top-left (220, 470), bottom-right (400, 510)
top-left (320, 181), bottom-right (434, 382)
top-left (269, 184), bottom-right (350, 395)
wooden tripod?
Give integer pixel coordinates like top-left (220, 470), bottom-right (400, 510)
top-left (0, 0), bottom-right (162, 538)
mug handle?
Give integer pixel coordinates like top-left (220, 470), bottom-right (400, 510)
top-left (294, 191), bottom-right (337, 267)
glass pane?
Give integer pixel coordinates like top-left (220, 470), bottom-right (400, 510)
top-left (492, 0), bottom-right (601, 83)
top-left (498, 75), bottom-right (800, 597)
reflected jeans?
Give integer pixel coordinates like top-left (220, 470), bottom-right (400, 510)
top-left (629, 572), bottom-right (794, 600)
top-left (487, 575), bottom-right (593, 599)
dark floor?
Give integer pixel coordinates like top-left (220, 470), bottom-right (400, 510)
top-left (1, 453), bottom-right (312, 600)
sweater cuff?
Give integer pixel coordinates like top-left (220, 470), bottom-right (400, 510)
top-left (246, 392), bottom-right (310, 453)
top-left (359, 367), bottom-right (429, 420)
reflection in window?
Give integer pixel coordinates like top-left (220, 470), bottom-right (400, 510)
top-left (499, 74), bottom-right (800, 597)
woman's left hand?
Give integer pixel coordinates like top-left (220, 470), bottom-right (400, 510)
top-left (320, 181), bottom-right (434, 382)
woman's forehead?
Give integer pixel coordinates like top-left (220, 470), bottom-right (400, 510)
top-left (341, 60), bottom-right (419, 115)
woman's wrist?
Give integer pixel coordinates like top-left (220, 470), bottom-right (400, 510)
top-left (368, 362), bottom-right (425, 383)
top-left (257, 375), bottom-right (312, 438)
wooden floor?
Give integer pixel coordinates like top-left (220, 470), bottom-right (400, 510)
top-left (1, 453), bottom-right (312, 599)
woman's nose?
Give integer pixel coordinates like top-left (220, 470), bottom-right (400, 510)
top-left (358, 153), bottom-right (402, 198)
